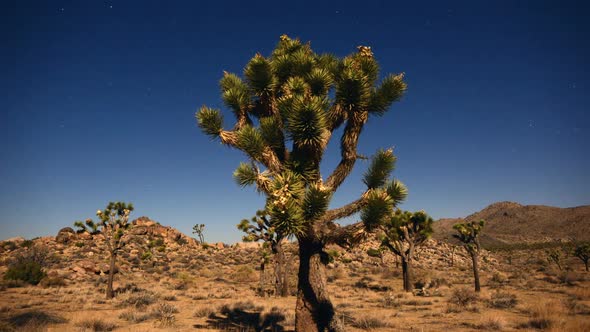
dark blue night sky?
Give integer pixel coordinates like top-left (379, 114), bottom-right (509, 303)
top-left (1, 1), bottom-right (588, 242)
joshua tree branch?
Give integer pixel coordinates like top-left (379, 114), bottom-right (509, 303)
top-left (325, 111), bottom-right (368, 190)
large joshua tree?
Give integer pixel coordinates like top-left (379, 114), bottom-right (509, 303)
top-left (377, 210), bottom-right (434, 292)
top-left (453, 220), bottom-right (485, 292)
top-left (196, 35), bottom-right (407, 331)
top-left (74, 202), bottom-right (134, 299)
top-left (238, 209), bottom-right (290, 297)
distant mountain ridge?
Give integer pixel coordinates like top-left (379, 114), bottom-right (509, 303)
top-left (433, 201), bottom-right (590, 246)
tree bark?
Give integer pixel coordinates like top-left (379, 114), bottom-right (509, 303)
top-left (470, 252), bottom-right (481, 292)
top-left (106, 251), bottom-right (116, 299)
top-left (401, 257), bottom-right (413, 292)
top-left (295, 238), bottom-right (342, 332)
top-left (274, 241), bottom-right (289, 297)
top-left (584, 259), bottom-right (588, 272)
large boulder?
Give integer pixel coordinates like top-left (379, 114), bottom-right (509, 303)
top-left (56, 227), bottom-right (76, 244)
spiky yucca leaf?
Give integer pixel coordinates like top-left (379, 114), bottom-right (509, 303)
top-left (267, 192), bottom-right (305, 237)
top-left (363, 149), bottom-right (397, 189)
top-left (335, 61), bottom-right (372, 110)
top-left (259, 117), bottom-right (284, 150)
top-left (302, 184), bottom-right (332, 221)
top-left (356, 54), bottom-right (379, 84)
top-left (220, 71), bottom-right (244, 92)
top-left (237, 219), bottom-right (252, 232)
top-left (369, 73), bottom-right (407, 115)
top-left (315, 53), bottom-right (339, 75)
top-left (196, 107), bottom-right (223, 138)
top-left (283, 76), bottom-right (310, 97)
top-left (222, 87), bottom-right (249, 114)
top-left (386, 179), bottom-right (408, 205)
top-left (236, 125), bottom-right (265, 159)
top-left (233, 162), bottom-right (258, 187)
top-left (306, 67), bottom-right (333, 96)
top-left (361, 189), bottom-right (393, 231)
top-left (287, 96), bottom-right (328, 147)
top-left (244, 54), bottom-right (274, 94)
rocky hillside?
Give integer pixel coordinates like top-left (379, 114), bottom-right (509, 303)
top-left (433, 201), bottom-right (590, 246)
top-left (0, 216), bottom-right (500, 290)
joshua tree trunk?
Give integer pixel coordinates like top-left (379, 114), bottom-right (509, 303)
top-left (401, 257), bottom-right (413, 292)
top-left (259, 259), bottom-right (266, 296)
top-left (274, 241), bottom-right (289, 297)
top-left (106, 251), bottom-right (116, 299)
top-left (295, 238), bottom-right (342, 332)
top-left (470, 252), bottom-right (481, 292)
top-left (584, 260), bottom-right (588, 272)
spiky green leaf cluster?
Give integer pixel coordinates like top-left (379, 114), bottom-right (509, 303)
top-left (245, 54), bottom-right (274, 94)
top-left (363, 149), bottom-right (396, 189)
top-left (386, 179), bottom-right (408, 204)
top-left (233, 162), bottom-right (258, 187)
top-left (302, 184), bottom-right (332, 221)
top-left (236, 126), bottom-right (265, 158)
top-left (287, 96), bottom-right (328, 148)
top-left (196, 107), bottom-right (223, 138)
top-left (384, 210), bottom-right (434, 242)
top-left (361, 190), bottom-right (393, 231)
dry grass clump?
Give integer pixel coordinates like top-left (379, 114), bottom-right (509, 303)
top-left (488, 291), bottom-right (518, 309)
top-left (75, 318), bottom-right (117, 331)
top-left (118, 310), bottom-right (152, 323)
top-left (117, 289), bottom-right (159, 308)
top-left (8, 310), bottom-right (67, 329)
top-left (351, 314), bottom-right (393, 330)
top-left (193, 305), bottom-right (216, 318)
top-left (519, 300), bottom-right (563, 330)
top-left (476, 314), bottom-right (507, 330)
top-left (447, 287), bottom-right (479, 312)
top-left (151, 302), bottom-right (178, 327)
top-left (381, 292), bottom-right (403, 308)
top-left (230, 265), bottom-right (258, 283)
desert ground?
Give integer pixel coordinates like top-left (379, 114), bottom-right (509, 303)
top-left (1, 208), bottom-right (589, 332)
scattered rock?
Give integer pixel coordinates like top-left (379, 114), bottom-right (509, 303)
top-left (56, 227), bottom-right (76, 244)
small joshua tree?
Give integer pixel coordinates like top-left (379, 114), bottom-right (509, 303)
top-left (238, 210), bottom-right (289, 297)
top-left (453, 220), bottom-right (485, 292)
top-left (545, 246), bottom-right (563, 271)
top-left (196, 35), bottom-right (408, 331)
top-left (74, 218), bottom-right (100, 235)
top-left (377, 210), bottom-right (433, 292)
top-left (573, 242), bottom-right (590, 272)
top-left (74, 202), bottom-right (134, 299)
top-left (192, 224), bottom-right (206, 244)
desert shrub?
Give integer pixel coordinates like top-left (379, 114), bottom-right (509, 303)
top-left (39, 276), bottom-right (66, 288)
top-left (519, 301), bottom-right (559, 330)
top-left (193, 306), bottom-right (216, 318)
top-left (489, 291), bottom-right (517, 309)
top-left (449, 287), bottom-right (479, 307)
top-left (118, 290), bottom-right (158, 308)
top-left (163, 294), bottom-right (177, 301)
top-left (20, 240), bottom-right (34, 248)
top-left (141, 251), bottom-right (152, 261)
top-left (8, 310), bottom-right (67, 328)
top-left (151, 303), bottom-right (178, 327)
top-left (76, 318), bottom-right (117, 331)
top-left (448, 287), bottom-right (479, 312)
top-left (559, 271), bottom-right (584, 286)
top-left (230, 266), bottom-right (257, 283)
top-left (75, 242), bottom-right (85, 248)
top-left (118, 310), bottom-right (151, 323)
top-left (4, 261), bottom-right (46, 285)
top-left (489, 271), bottom-right (508, 287)
top-left (3, 241), bottom-right (17, 251)
top-left (0, 279), bottom-right (25, 288)
top-left (476, 314), bottom-right (506, 330)
top-left (175, 237), bottom-right (188, 246)
top-left (351, 315), bottom-right (392, 329)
